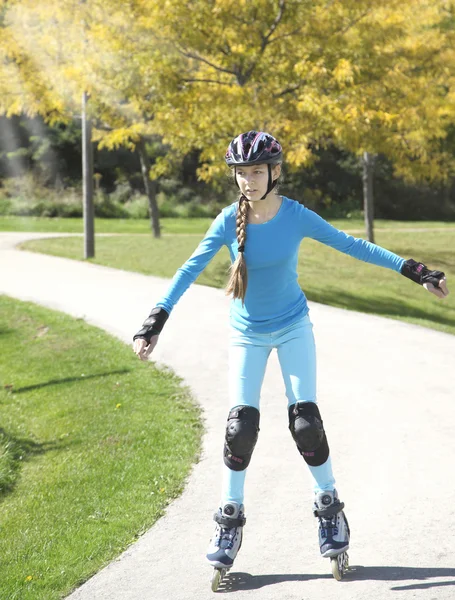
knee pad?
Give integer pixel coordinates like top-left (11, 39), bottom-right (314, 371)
top-left (224, 405), bottom-right (260, 472)
top-left (288, 401), bottom-right (329, 467)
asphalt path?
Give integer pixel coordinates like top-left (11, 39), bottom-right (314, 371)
top-left (1, 232), bottom-right (455, 600)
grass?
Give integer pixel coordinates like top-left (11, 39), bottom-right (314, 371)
top-left (300, 230), bottom-right (455, 334)
top-left (0, 215), bottom-right (213, 234)
top-left (21, 226), bottom-right (455, 337)
top-left (1, 214), bottom-right (455, 236)
top-left (0, 296), bottom-right (202, 600)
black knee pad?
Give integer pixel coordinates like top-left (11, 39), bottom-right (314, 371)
top-left (288, 401), bottom-right (329, 467)
top-left (224, 405), bottom-right (260, 471)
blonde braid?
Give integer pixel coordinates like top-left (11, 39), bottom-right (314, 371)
top-left (225, 194), bottom-right (249, 303)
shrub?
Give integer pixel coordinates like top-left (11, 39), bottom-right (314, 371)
top-left (175, 199), bottom-right (221, 218)
top-left (0, 198), bottom-right (12, 215)
top-left (156, 191), bottom-right (179, 218)
top-left (123, 194), bottom-right (150, 219)
top-left (109, 181), bottom-right (135, 204)
top-left (94, 191), bottom-right (129, 218)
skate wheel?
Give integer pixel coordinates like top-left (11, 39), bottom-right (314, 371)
top-left (330, 552), bottom-right (349, 581)
top-left (331, 557), bottom-right (342, 580)
top-left (211, 568), bottom-right (223, 592)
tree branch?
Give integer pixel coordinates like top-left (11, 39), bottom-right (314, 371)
top-left (181, 78), bottom-right (233, 86)
top-left (177, 47), bottom-right (238, 78)
top-left (240, 0), bottom-right (286, 84)
top-left (273, 83), bottom-right (303, 98)
top-left (262, 0), bottom-right (286, 47)
top-left (267, 26), bottom-right (304, 45)
top-left (338, 8), bottom-right (372, 37)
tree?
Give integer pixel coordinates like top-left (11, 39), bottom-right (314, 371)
top-left (2, 0), bottom-right (454, 242)
top-left (142, 0), bottom-right (455, 238)
top-left (0, 1), bottom-right (65, 120)
top-left (1, 0), bottom-right (97, 251)
top-left (312, 1), bottom-right (455, 239)
top-left (1, 0), bottom-right (177, 238)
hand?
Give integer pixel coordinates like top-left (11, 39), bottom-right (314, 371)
top-left (423, 277), bottom-right (449, 299)
top-left (133, 335), bottom-right (159, 361)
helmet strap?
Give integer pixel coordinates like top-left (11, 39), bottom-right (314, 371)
top-left (260, 164), bottom-right (277, 200)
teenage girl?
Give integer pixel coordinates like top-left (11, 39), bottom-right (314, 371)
top-left (133, 131), bottom-right (449, 570)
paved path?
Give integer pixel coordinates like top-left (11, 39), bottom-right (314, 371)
top-left (1, 232), bottom-right (455, 600)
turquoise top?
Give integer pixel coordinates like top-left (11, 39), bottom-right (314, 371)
top-left (156, 197), bottom-right (405, 333)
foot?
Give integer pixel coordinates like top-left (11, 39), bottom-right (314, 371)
top-left (313, 490), bottom-right (350, 558)
top-left (206, 501), bottom-right (245, 568)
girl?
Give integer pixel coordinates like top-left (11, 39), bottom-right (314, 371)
top-left (133, 131), bottom-right (449, 574)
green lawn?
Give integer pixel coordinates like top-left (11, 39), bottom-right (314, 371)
top-left (0, 216), bottom-right (213, 234)
top-left (1, 214), bottom-right (455, 235)
top-left (21, 224), bottom-right (455, 337)
top-left (0, 296), bottom-right (202, 600)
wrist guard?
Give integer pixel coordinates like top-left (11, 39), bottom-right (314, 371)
top-left (401, 259), bottom-right (445, 287)
top-left (133, 307), bottom-right (169, 343)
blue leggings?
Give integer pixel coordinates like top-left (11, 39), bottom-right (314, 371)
top-left (221, 314), bottom-right (336, 505)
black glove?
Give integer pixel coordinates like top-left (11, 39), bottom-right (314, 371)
top-left (133, 307), bottom-right (169, 343)
top-left (401, 259), bottom-right (445, 287)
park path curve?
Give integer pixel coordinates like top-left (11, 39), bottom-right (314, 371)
top-left (1, 231), bottom-right (455, 600)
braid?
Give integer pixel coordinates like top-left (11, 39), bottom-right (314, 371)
top-left (225, 194), bottom-right (249, 303)
top-left (236, 194), bottom-right (248, 252)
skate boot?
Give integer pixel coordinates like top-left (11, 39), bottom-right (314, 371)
top-left (313, 490), bottom-right (350, 580)
top-left (313, 490), bottom-right (350, 557)
top-left (206, 501), bottom-right (246, 592)
top-left (206, 501), bottom-right (245, 568)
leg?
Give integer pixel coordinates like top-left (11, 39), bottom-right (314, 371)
top-left (207, 330), bottom-right (271, 568)
top-left (276, 316), bottom-right (350, 557)
top-left (221, 331), bottom-right (271, 504)
top-left (275, 315), bottom-right (335, 492)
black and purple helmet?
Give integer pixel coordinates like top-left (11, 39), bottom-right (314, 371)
top-left (225, 131), bottom-right (282, 167)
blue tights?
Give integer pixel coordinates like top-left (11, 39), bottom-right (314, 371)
top-left (221, 314), bottom-right (336, 504)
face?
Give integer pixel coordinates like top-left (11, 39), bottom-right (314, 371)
top-left (235, 164), bottom-right (281, 201)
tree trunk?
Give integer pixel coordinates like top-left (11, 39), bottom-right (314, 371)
top-left (82, 91), bottom-right (95, 258)
top-left (362, 151), bottom-right (375, 243)
top-left (138, 136), bottom-right (160, 238)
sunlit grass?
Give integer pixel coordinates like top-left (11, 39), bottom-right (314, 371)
top-left (0, 296), bottom-right (202, 600)
top-left (299, 230), bottom-right (455, 334)
top-left (2, 214), bottom-right (455, 235)
top-left (0, 216), bottom-right (213, 234)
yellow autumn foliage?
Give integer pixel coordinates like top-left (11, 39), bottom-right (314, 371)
top-left (0, 0), bottom-right (453, 184)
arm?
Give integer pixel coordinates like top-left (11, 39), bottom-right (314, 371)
top-left (133, 211), bottom-right (226, 358)
top-left (154, 210), bottom-right (226, 314)
top-left (300, 206), bottom-right (448, 297)
top-left (300, 206), bottom-right (404, 272)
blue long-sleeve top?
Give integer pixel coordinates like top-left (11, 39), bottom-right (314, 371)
top-left (156, 197), bottom-right (405, 333)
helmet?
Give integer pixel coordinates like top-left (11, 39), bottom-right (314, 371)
top-left (225, 131), bottom-right (282, 167)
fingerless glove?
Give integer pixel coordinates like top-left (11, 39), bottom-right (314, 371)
top-left (401, 259), bottom-right (445, 287)
top-left (133, 307), bottom-right (169, 343)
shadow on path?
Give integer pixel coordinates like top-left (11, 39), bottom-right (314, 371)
top-left (351, 565), bottom-right (455, 591)
top-left (217, 566), bottom-right (455, 592)
top-left (217, 571), bottom-right (332, 592)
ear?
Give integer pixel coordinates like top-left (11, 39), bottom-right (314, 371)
top-left (272, 163), bottom-right (281, 181)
